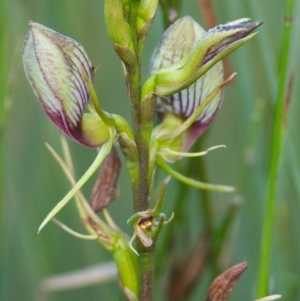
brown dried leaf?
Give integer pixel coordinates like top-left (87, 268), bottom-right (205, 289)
top-left (205, 262), bottom-right (248, 301)
top-left (90, 146), bottom-right (121, 212)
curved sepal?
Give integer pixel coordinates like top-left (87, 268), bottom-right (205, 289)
top-left (152, 17), bottom-right (263, 96)
top-left (38, 130), bottom-right (115, 233)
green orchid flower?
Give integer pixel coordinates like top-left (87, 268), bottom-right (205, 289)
top-left (23, 21), bottom-right (110, 147)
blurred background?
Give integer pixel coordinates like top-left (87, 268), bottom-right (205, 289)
top-left (2, 0), bottom-right (300, 300)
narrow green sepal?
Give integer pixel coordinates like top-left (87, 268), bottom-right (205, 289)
top-left (151, 176), bottom-right (171, 216)
top-left (157, 156), bottom-right (235, 192)
top-left (52, 219), bottom-right (98, 240)
top-left (152, 18), bottom-right (263, 96)
top-left (38, 131), bottom-right (115, 233)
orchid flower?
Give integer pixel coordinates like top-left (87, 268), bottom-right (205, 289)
top-left (22, 21), bottom-right (111, 147)
top-left (145, 17), bottom-right (262, 191)
top-left (148, 17), bottom-right (262, 160)
top-left (22, 22), bottom-right (123, 232)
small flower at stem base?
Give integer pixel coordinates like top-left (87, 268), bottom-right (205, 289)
top-left (127, 177), bottom-right (173, 255)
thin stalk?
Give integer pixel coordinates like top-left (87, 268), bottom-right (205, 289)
top-left (0, 1), bottom-right (7, 294)
top-left (257, 0), bottom-right (294, 296)
top-left (0, 0), bottom-right (7, 127)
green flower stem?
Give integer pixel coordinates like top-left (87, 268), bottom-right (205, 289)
top-left (257, 0), bottom-right (294, 296)
top-left (138, 242), bottom-right (155, 301)
top-left (127, 2), bottom-right (155, 300)
top-left (127, 0), bottom-right (151, 213)
top-left (129, 0), bottom-right (143, 57)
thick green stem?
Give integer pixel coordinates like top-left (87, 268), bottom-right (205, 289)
top-left (138, 243), bottom-right (155, 301)
top-left (128, 2), bottom-right (154, 300)
top-left (128, 1), bottom-right (148, 211)
top-left (257, 0), bottom-right (294, 296)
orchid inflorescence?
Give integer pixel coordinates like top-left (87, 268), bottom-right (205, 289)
top-left (22, 2), bottom-right (264, 300)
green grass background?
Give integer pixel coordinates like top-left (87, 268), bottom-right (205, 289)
top-left (2, 0), bottom-right (300, 300)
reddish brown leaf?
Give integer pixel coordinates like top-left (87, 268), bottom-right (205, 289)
top-left (205, 262), bottom-right (248, 301)
top-left (90, 146), bottom-right (121, 212)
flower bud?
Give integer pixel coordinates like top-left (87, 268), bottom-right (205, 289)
top-left (151, 17), bottom-right (262, 96)
top-left (22, 22), bottom-right (110, 147)
top-left (104, 0), bottom-right (133, 49)
top-left (137, 0), bottom-right (158, 41)
top-left (149, 16), bottom-right (262, 154)
top-left (150, 16), bottom-right (223, 154)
